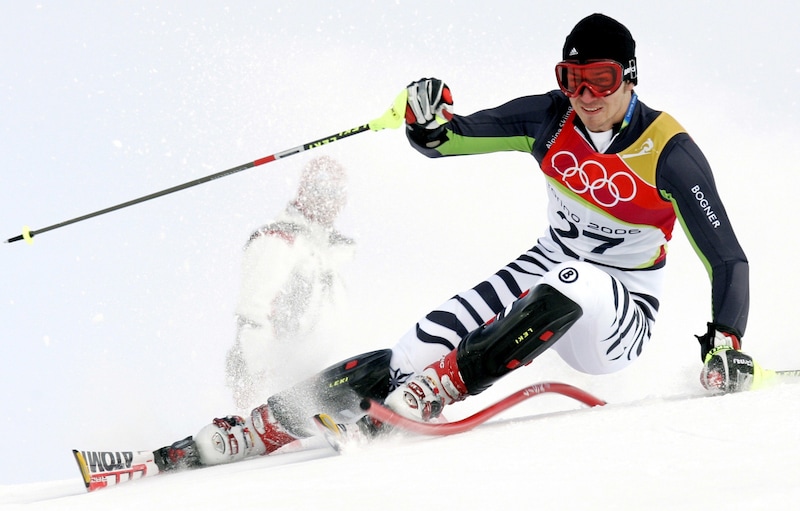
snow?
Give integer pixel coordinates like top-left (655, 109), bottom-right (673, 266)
top-left (2, 1), bottom-right (800, 510)
top-left (4, 383), bottom-right (800, 510)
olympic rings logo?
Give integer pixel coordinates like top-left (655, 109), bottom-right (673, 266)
top-left (550, 151), bottom-right (637, 207)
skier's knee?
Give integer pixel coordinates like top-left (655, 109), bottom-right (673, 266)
top-left (539, 261), bottom-right (611, 308)
top-left (267, 349), bottom-right (394, 434)
top-left (457, 282), bottom-right (583, 395)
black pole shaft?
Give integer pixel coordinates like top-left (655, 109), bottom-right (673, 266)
top-left (5, 123), bottom-right (370, 244)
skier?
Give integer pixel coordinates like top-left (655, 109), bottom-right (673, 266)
top-left (154, 13), bottom-right (770, 471)
top-left (225, 155), bottom-right (355, 409)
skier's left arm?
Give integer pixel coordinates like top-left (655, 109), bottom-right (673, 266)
top-left (403, 78), bottom-right (554, 158)
top-left (657, 134), bottom-right (769, 392)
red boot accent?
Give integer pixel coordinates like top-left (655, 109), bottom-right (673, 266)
top-left (427, 349), bottom-right (468, 403)
top-left (250, 404), bottom-right (299, 454)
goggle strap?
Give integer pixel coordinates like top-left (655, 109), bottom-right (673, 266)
top-left (623, 58), bottom-right (637, 82)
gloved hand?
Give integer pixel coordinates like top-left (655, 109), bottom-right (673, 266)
top-left (696, 323), bottom-right (742, 359)
top-left (700, 346), bottom-right (758, 392)
top-left (405, 78), bottom-right (454, 129)
top-left (697, 324), bottom-right (755, 392)
top-left (697, 324), bottom-right (776, 392)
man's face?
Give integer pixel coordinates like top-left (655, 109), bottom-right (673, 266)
top-left (569, 81), bottom-right (635, 133)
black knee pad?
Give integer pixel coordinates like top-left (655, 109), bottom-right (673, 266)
top-left (316, 348), bottom-right (394, 401)
top-left (267, 349), bottom-right (393, 435)
top-left (457, 284), bottom-right (582, 395)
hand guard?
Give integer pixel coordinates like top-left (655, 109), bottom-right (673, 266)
top-left (405, 78), bottom-right (454, 129)
top-left (700, 346), bottom-right (757, 393)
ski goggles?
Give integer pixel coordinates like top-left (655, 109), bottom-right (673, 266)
top-left (555, 60), bottom-right (625, 98)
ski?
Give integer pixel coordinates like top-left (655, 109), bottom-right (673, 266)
top-left (361, 381), bottom-right (606, 436)
top-left (75, 372), bottom-right (799, 492)
top-left (72, 441), bottom-right (331, 493)
top-left (72, 449), bottom-right (160, 492)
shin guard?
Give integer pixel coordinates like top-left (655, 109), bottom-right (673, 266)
top-left (267, 349), bottom-right (393, 436)
top-left (457, 283), bottom-right (582, 395)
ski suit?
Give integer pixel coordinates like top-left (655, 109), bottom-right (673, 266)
top-left (389, 90), bottom-right (749, 382)
top-left (178, 91), bottom-right (751, 468)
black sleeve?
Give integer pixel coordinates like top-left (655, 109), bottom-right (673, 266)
top-left (656, 133), bottom-right (749, 339)
top-left (405, 92), bottom-right (565, 158)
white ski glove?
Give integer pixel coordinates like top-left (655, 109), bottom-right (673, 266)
top-left (405, 77), bottom-right (454, 130)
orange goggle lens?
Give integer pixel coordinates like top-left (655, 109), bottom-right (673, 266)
top-left (555, 61), bottom-right (624, 98)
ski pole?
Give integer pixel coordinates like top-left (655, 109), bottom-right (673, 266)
top-left (5, 90), bottom-right (408, 245)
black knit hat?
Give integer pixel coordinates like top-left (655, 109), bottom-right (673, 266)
top-left (562, 13), bottom-right (638, 84)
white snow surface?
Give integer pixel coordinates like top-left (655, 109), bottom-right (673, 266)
top-left (2, 2), bottom-right (800, 510)
top-left (5, 382), bottom-right (800, 510)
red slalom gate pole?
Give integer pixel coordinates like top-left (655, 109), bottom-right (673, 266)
top-left (362, 381), bottom-right (606, 436)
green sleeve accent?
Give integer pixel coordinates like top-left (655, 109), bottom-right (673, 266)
top-left (662, 189), bottom-right (713, 279)
top-left (436, 130), bottom-right (535, 156)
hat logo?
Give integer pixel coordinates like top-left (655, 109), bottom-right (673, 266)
top-left (568, 47), bottom-right (579, 57)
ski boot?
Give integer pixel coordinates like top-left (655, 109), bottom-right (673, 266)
top-left (153, 436), bottom-right (202, 472)
top-left (313, 413), bottom-right (389, 451)
top-left (383, 348), bottom-right (467, 422)
top-left (385, 283), bottom-right (583, 422)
